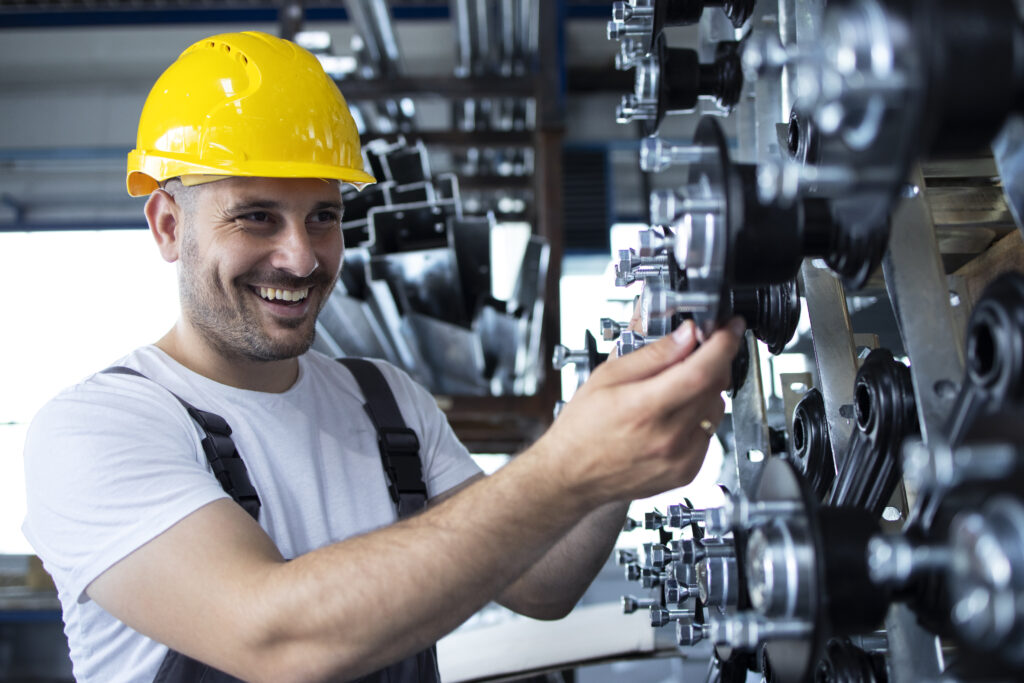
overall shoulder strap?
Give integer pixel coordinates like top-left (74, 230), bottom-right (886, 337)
top-left (336, 358), bottom-right (428, 518)
top-left (101, 366), bottom-right (261, 521)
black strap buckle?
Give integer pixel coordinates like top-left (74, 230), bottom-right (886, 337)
top-left (378, 427), bottom-right (420, 454)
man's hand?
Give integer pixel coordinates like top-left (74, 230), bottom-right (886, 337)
top-left (538, 317), bottom-right (744, 506)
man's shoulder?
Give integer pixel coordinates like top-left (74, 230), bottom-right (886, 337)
top-left (31, 346), bottom-right (189, 431)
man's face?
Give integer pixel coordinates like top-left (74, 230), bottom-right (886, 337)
top-left (175, 177), bottom-right (345, 362)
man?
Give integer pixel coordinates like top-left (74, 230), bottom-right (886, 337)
top-left (23, 31), bottom-right (742, 682)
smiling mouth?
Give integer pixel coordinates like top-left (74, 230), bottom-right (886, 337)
top-left (251, 286), bottom-right (311, 306)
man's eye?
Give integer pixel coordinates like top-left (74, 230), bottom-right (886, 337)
top-left (310, 210), bottom-right (341, 223)
top-left (239, 211), bottom-right (271, 223)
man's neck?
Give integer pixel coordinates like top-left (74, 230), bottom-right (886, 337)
top-left (155, 323), bottom-right (300, 393)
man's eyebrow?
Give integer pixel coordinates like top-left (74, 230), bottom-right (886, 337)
top-left (224, 199), bottom-right (344, 212)
top-left (225, 199), bottom-right (283, 213)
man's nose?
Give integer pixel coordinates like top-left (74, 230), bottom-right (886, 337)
top-left (271, 220), bottom-right (319, 278)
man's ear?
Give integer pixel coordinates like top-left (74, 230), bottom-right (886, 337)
top-left (145, 189), bottom-right (183, 263)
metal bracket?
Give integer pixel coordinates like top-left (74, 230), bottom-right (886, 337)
top-left (882, 169), bottom-right (965, 447)
top-left (728, 332), bottom-right (773, 496)
top-left (799, 259), bottom-right (858, 473)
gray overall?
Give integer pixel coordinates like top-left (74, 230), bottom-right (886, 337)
top-left (104, 358), bottom-right (439, 683)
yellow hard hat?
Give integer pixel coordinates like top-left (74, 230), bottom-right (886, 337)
top-left (126, 31), bottom-right (375, 196)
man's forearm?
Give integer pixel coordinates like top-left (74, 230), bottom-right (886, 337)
top-left (497, 500), bottom-right (629, 619)
top-left (248, 441), bottom-right (596, 681)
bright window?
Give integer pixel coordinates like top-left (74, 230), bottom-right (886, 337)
top-left (0, 229), bottom-right (179, 554)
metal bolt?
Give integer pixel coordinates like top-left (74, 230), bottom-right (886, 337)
top-left (704, 495), bottom-right (803, 536)
top-left (552, 344), bottom-right (587, 371)
top-left (650, 606), bottom-right (695, 627)
top-left (649, 189), bottom-right (724, 225)
top-left (622, 595), bottom-right (658, 614)
top-left (622, 517), bottom-right (641, 532)
top-left (665, 577), bottom-right (697, 604)
top-left (676, 619), bottom-right (707, 646)
top-left (637, 229), bottom-right (673, 257)
top-left (616, 94), bottom-right (657, 123)
top-left (644, 543), bottom-right (680, 569)
top-left (616, 39), bottom-right (646, 70)
top-left (601, 318), bottom-right (628, 341)
top-left (645, 287), bottom-right (718, 319)
top-left (645, 510), bottom-right (663, 529)
top-left (617, 548), bottom-right (638, 565)
top-left (757, 157), bottom-right (899, 206)
top-left (867, 535), bottom-right (951, 587)
top-left (607, 1), bottom-right (654, 43)
top-left (617, 331), bottom-right (648, 356)
top-left (640, 568), bottom-right (667, 589)
top-left (640, 137), bottom-right (709, 173)
top-left (625, 563), bottom-right (642, 582)
top-left (614, 248), bottom-right (668, 286)
top-left (676, 537), bottom-right (734, 564)
top-left (709, 613), bottom-right (813, 649)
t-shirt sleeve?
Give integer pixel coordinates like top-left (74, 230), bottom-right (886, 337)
top-left (22, 375), bottom-right (231, 605)
top-left (372, 361), bottom-right (483, 497)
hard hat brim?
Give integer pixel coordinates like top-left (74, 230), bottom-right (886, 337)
top-left (126, 150), bottom-right (376, 196)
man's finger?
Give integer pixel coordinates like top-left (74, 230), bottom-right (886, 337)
top-left (590, 319), bottom-right (700, 388)
top-left (640, 318), bottom-right (746, 407)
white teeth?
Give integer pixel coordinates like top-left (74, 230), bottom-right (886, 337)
top-left (257, 286), bottom-right (309, 302)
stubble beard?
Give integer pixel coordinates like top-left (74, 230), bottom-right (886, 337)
top-left (178, 228), bottom-right (337, 363)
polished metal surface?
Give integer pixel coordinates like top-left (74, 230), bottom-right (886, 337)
top-left (746, 519), bottom-right (816, 619)
top-left (882, 171), bottom-right (966, 447)
top-left (799, 259), bottom-right (858, 470)
top-left (993, 115), bottom-right (1024, 238)
top-left (728, 333), bottom-right (774, 496)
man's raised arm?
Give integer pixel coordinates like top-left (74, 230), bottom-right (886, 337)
top-left (87, 320), bottom-right (743, 682)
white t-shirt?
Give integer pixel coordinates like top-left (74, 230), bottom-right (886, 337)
top-left (22, 346), bottom-right (482, 683)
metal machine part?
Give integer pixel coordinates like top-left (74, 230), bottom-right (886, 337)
top-left (603, 1), bottom-right (1024, 679)
top-left (827, 348), bottom-right (918, 516)
top-left (552, 330), bottom-right (606, 389)
top-left (945, 272), bottom-right (1024, 448)
top-left (651, 606), bottom-right (697, 627)
top-left (709, 613), bottom-right (814, 651)
top-left (868, 495), bottom-right (1024, 672)
top-left (614, 248), bottom-right (670, 287)
top-left (616, 330), bottom-right (650, 356)
top-left (698, 555), bottom-right (739, 608)
top-left (649, 494), bottom-right (802, 537)
top-left (748, 0), bottom-right (1024, 287)
top-left (327, 138), bottom-right (547, 397)
top-left (643, 280), bottom-right (800, 354)
top-left (650, 116), bottom-right (840, 337)
top-left (607, 0), bottom-right (756, 53)
top-left (896, 274), bottom-right (1024, 529)
top-left (665, 576), bottom-right (700, 604)
top-left (617, 35), bottom-right (744, 134)
top-left (790, 388), bottom-right (835, 501)
top-left (622, 595), bottom-right (660, 614)
top-left (813, 637), bottom-right (888, 683)
top-left (600, 317), bottom-right (629, 341)
top-left (753, 459), bottom-right (890, 682)
top-left (745, 519), bottom-right (816, 619)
